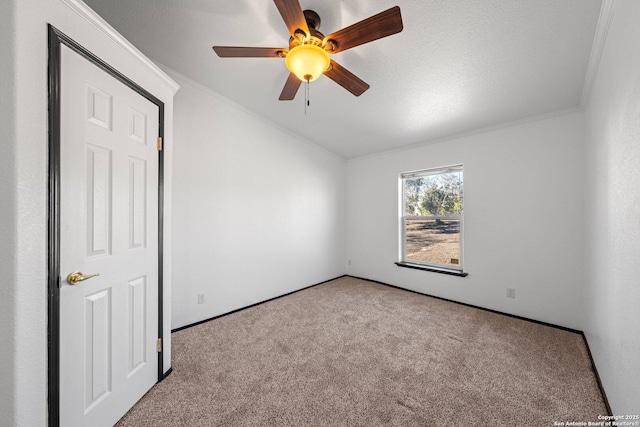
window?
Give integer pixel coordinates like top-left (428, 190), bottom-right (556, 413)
top-left (399, 165), bottom-right (465, 275)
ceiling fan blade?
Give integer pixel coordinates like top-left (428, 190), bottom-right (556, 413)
top-left (324, 6), bottom-right (403, 54)
top-left (324, 60), bottom-right (370, 97)
top-left (212, 46), bottom-right (285, 58)
top-left (273, 0), bottom-right (309, 38)
top-left (279, 73), bottom-right (302, 100)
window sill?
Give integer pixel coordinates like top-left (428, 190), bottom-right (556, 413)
top-left (395, 262), bottom-right (468, 277)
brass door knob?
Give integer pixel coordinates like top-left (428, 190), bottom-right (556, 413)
top-left (67, 271), bottom-right (100, 285)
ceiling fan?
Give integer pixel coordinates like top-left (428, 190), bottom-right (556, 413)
top-left (212, 0), bottom-right (403, 100)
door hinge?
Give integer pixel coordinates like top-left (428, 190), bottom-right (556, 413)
top-left (156, 338), bottom-right (162, 353)
top-left (157, 137), bottom-right (163, 151)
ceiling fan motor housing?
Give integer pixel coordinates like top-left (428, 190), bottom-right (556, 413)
top-left (303, 10), bottom-right (321, 30)
top-left (290, 10), bottom-right (326, 50)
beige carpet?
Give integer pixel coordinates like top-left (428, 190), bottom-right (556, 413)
top-left (117, 276), bottom-right (606, 426)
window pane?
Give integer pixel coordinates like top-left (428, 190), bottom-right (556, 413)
top-left (401, 165), bottom-right (463, 272)
top-left (405, 218), bottom-right (461, 268)
top-left (404, 171), bottom-right (463, 217)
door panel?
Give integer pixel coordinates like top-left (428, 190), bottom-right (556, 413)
top-left (59, 44), bottom-right (159, 427)
top-left (84, 288), bottom-right (112, 411)
top-left (128, 156), bottom-right (147, 249)
top-left (128, 275), bottom-right (147, 376)
top-left (86, 143), bottom-right (113, 257)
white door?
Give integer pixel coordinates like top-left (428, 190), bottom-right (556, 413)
top-left (59, 45), bottom-right (160, 427)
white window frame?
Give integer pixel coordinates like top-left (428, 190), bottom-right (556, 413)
top-left (399, 165), bottom-right (464, 274)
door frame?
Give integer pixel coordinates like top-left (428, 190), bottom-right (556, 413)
top-left (47, 25), bottom-right (167, 427)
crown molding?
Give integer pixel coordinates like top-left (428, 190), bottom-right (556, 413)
top-left (348, 106), bottom-right (584, 162)
top-left (580, 0), bottom-right (615, 107)
top-left (59, 0), bottom-right (180, 94)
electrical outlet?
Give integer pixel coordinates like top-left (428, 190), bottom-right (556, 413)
top-left (348, 259), bottom-right (352, 266)
top-left (198, 293), bottom-right (205, 304)
top-left (507, 288), bottom-right (516, 298)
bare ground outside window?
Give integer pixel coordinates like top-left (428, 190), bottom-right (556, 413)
top-left (405, 219), bottom-right (460, 267)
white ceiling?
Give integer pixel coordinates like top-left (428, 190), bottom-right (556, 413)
top-left (83, 0), bottom-right (603, 159)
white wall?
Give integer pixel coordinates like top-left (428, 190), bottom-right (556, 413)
top-left (346, 112), bottom-right (586, 330)
top-left (584, 0), bottom-right (640, 415)
top-left (0, 1), bottom-right (17, 424)
top-left (166, 70), bottom-right (346, 330)
top-left (1, 0), bottom-right (177, 425)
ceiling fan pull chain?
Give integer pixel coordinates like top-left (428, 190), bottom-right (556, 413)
top-left (305, 78), bottom-right (310, 114)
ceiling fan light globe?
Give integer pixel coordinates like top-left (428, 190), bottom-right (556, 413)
top-left (285, 44), bottom-right (330, 82)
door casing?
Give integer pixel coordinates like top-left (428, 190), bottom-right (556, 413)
top-left (47, 24), bottom-right (167, 427)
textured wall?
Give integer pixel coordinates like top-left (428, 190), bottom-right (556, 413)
top-left (346, 112), bottom-right (586, 330)
top-left (0, 1), bottom-right (17, 425)
top-left (167, 70), bottom-right (346, 330)
top-left (584, 0), bottom-right (640, 415)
